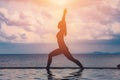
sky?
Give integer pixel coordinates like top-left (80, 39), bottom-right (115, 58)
top-left (0, 0), bottom-right (120, 54)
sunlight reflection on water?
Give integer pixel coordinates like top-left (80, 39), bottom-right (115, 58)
top-left (0, 69), bottom-right (120, 80)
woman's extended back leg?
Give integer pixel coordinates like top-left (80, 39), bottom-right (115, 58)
top-left (64, 50), bottom-right (84, 69)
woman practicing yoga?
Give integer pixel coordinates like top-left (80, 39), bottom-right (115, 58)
top-left (47, 8), bottom-right (84, 69)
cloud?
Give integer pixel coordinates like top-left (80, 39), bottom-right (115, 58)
top-left (111, 22), bottom-right (120, 34)
top-left (20, 33), bottom-right (27, 39)
top-left (0, 31), bottom-right (17, 42)
top-left (68, 39), bottom-right (120, 53)
top-left (0, 0), bottom-right (120, 53)
top-left (66, 0), bottom-right (120, 41)
top-left (0, 7), bottom-right (41, 43)
top-left (0, 39), bottom-right (120, 54)
top-left (0, 6), bottom-right (56, 43)
top-left (74, 0), bottom-right (120, 24)
top-left (0, 22), bottom-right (42, 43)
top-left (0, 8), bottom-right (32, 31)
top-left (0, 0), bottom-right (120, 44)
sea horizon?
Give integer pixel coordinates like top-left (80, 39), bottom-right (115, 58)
top-left (0, 54), bottom-right (120, 68)
top-left (0, 51), bottom-right (120, 54)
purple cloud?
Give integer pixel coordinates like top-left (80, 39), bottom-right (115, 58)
top-left (0, 31), bottom-right (17, 42)
top-left (0, 12), bottom-right (30, 28)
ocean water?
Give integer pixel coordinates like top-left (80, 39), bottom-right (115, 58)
top-left (0, 69), bottom-right (120, 80)
top-left (0, 54), bottom-right (120, 67)
top-left (0, 54), bottom-right (120, 80)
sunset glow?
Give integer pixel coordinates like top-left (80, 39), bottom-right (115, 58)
top-left (0, 0), bottom-right (120, 53)
top-left (49, 0), bottom-right (74, 6)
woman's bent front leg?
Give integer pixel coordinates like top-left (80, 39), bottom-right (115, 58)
top-left (47, 49), bottom-right (62, 69)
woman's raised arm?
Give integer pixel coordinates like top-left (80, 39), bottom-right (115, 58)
top-left (62, 8), bottom-right (67, 21)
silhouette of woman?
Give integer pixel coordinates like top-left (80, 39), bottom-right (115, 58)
top-left (47, 8), bottom-right (84, 69)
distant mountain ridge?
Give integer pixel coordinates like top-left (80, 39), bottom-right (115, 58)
top-left (91, 51), bottom-right (120, 54)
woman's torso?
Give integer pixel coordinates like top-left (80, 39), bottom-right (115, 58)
top-left (56, 31), bottom-right (68, 50)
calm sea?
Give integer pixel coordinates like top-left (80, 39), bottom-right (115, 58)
top-left (0, 54), bottom-right (120, 67)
